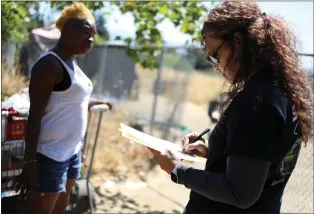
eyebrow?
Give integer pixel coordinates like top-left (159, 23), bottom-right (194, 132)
top-left (84, 22), bottom-right (92, 27)
top-left (203, 43), bottom-right (213, 55)
top-left (81, 18), bottom-right (93, 26)
top-left (83, 25), bottom-right (95, 34)
top-left (84, 24), bottom-right (92, 29)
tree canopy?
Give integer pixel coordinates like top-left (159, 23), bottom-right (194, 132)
top-left (1, 2), bottom-right (32, 43)
top-left (1, 1), bottom-right (213, 69)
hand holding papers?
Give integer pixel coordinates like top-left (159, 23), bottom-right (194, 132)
top-left (119, 123), bottom-right (206, 163)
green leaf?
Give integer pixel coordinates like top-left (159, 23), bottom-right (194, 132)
top-left (124, 37), bottom-right (133, 45)
top-left (159, 5), bottom-right (168, 15)
top-left (115, 36), bottom-right (122, 40)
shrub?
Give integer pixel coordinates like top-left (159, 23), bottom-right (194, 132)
top-left (1, 63), bottom-right (28, 101)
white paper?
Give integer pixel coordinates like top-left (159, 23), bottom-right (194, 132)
top-left (119, 123), bottom-right (206, 163)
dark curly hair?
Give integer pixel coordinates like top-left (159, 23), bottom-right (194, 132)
top-left (201, 1), bottom-right (313, 144)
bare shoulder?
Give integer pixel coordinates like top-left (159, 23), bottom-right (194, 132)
top-left (31, 54), bottom-right (63, 81)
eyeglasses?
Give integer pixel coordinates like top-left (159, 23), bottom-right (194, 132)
top-left (205, 39), bottom-right (226, 66)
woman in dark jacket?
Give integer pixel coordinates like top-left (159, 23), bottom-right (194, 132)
top-left (149, 1), bottom-right (313, 213)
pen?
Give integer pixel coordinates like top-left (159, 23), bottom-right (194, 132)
top-left (182, 128), bottom-right (210, 152)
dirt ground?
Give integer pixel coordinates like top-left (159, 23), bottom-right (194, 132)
top-left (91, 142), bottom-right (313, 214)
top-left (89, 94), bottom-right (313, 213)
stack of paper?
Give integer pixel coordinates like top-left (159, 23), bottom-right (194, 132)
top-left (119, 123), bottom-right (206, 163)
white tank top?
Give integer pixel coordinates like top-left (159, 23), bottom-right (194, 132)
top-left (35, 51), bottom-right (93, 161)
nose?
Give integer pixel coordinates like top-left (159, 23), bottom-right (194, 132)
top-left (214, 65), bottom-right (225, 77)
top-left (214, 65), bottom-right (220, 72)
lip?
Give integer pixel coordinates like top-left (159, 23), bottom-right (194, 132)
top-left (86, 42), bottom-right (92, 48)
top-left (82, 42), bottom-right (92, 51)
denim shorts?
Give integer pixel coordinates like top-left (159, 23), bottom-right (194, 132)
top-left (34, 152), bottom-right (81, 193)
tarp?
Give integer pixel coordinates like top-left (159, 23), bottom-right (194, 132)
top-left (30, 24), bottom-right (60, 51)
top-left (1, 87), bottom-right (30, 113)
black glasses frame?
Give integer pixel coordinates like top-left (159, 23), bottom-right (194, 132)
top-left (205, 39), bottom-right (226, 66)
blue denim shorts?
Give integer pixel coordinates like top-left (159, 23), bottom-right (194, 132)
top-left (35, 152), bottom-right (81, 193)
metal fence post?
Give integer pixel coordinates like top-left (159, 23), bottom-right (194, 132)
top-left (149, 44), bottom-right (165, 135)
top-left (97, 44), bottom-right (108, 95)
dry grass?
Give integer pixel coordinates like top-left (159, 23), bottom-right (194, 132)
top-left (1, 64), bottom-right (28, 101)
top-left (84, 66), bottom-right (226, 182)
top-left (85, 66), bottom-right (226, 181)
top-left (187, 71), bottom-right (228, 108)
top-left (84, 110), bottom-right (154, 181)
top-left (137, 66), bottom-right (226, 108)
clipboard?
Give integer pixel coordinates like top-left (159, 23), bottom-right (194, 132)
top-left (119, 123), bottom-right (206, 163)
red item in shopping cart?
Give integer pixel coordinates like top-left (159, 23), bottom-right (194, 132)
top-left (2, 108), bottom-right (27, 141)
top-left (5, 118), bottom-right (26, 141)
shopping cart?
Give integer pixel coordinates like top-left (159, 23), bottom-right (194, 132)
top-left (1, 104), bottom-right (110, 214)
top-left (1, 108), bottom-right (28, 197)
top-left (65, 104), bottom-right (110, 214)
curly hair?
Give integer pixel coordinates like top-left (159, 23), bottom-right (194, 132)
top-left (201, 1), bottom-right (313, 144)
top-left (55, 2), bottom-right (95, 30)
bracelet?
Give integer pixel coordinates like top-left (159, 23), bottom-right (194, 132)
top-left (24, 160), bottom-right (37, 164)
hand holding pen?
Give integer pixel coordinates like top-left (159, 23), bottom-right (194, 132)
top-left (181, 128), bottom-right (210, 158)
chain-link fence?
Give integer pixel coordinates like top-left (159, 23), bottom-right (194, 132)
top-left (2, 40), bottom-right (198, 141)
top-left (2, 40), bottom-right (313, 140)
top-left (2, 39), bottom-right (313, 212)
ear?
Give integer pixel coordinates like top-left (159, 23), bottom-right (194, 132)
top-left (231, 32), bottom-right (243, 62)
top-left (233, 32), bottom-right (242, 46)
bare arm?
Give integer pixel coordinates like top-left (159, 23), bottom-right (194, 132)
top-left (24, 56), bottom-right (62, 161)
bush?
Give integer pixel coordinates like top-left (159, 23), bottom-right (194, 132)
top-left (1, 63), bottom-right (28, 101)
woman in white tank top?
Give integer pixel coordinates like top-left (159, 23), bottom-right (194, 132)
top-left (14, 3), bottom-right (112, 214)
